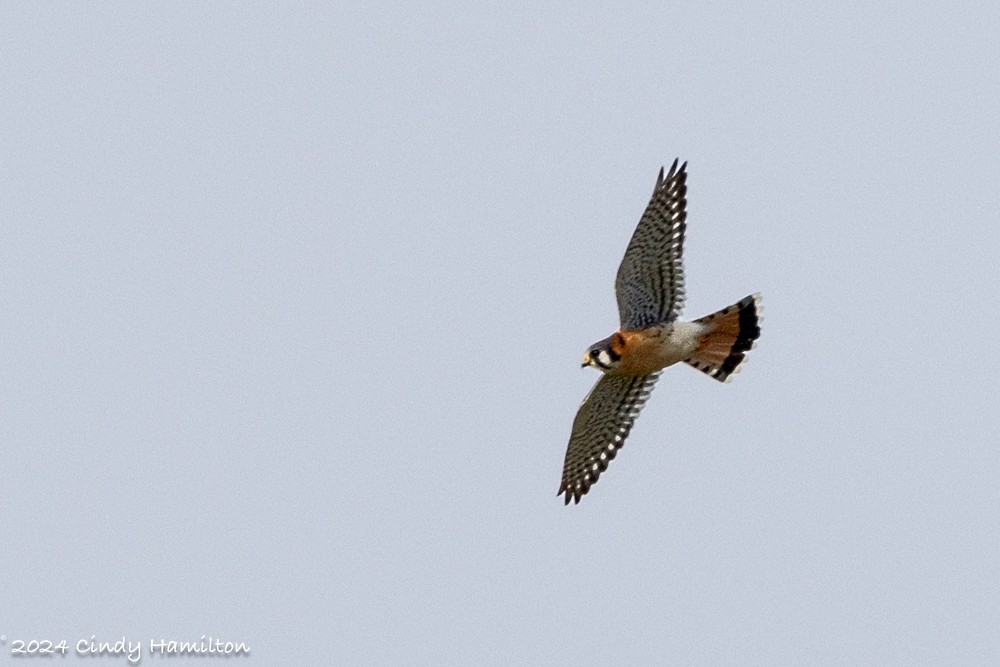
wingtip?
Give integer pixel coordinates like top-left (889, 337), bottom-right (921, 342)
top-left (557, 483), bottom-right (586, 505)
top-left (557, 483), bottom-right (570, 505)
top-left (662, 158), bottom-right (686, 183)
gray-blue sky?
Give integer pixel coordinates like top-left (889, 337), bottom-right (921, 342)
top-left (2, 2), bottom-right (998, 665)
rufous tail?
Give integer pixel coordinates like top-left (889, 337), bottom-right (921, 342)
top-left (685, 293), bottom-right (762, 382)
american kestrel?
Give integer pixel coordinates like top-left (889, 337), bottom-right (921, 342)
top-left (559, 160), bottom-right (762, 504)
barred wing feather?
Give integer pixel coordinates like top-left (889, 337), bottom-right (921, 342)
top-left (614, 160), bottom-right (688, 329)
top-left (558, 373), bottom-right (662, 504)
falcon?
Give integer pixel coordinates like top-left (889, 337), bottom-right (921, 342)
top-left (559, 160), bottom-right (762, 504)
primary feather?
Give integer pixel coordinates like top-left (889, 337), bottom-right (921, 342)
top-left (614, 160), bottom-right (688, 329)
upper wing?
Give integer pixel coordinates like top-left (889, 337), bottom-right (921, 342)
top-left (614, 160), bottom-right (688, 329)
top-left (558, 372), bottom-right (662, 504)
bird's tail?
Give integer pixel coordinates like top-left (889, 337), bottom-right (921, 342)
top-left (684, 293), bottom-right (762, 382)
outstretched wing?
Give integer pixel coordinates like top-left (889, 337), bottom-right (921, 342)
top-left (615, 160), bottom-right (688, 330)
top-left (558, 372), bottom-right (662, 504)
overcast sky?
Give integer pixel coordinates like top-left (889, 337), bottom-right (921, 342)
top-left (2, 2), bottom-right (998, 665)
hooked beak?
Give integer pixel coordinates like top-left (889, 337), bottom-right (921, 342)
top-left (581, 356), bottom-right (591, 368)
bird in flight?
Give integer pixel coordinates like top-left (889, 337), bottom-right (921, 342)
top-left (559, 160), bottom-right (762, 504)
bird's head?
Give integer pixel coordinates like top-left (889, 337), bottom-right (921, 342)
top-left (582, 332), bottom-right (626, 372)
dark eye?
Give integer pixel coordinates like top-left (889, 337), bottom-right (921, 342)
top-left (590, 350), bottom-right (599, 357)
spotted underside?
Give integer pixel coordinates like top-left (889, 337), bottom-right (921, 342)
top-left (615, 159), bottom-right (688, 330)
top-left (558, 372), bottom-right (662, 504)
